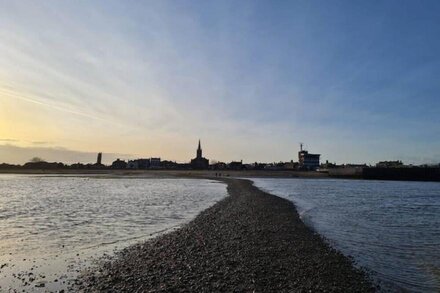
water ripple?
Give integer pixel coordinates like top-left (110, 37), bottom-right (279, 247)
top-left (0, 175), bottom-right (227, 291)
top-left (252, 178), bottom-right (440, 292)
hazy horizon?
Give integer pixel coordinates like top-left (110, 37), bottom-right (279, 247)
top-left (1, 1), bottom-right (439, 165)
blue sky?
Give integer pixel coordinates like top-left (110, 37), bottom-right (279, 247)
top-left (0, 0), bottom-right (439, 164)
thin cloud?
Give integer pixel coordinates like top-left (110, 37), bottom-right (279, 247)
top-left (0, 87), bottom-right (124, 127)
top-left (31, 141), bottom-right (50, 145)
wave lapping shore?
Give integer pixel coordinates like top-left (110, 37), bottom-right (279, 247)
top-left (77, 178), bottom-right (374, 292)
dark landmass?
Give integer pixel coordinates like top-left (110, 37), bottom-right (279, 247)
top-left (75, 178), bottom-right (374, 292)
top-left (329, 167), bottom-right (440, 182)
top-left (0, 168), bottom-right (329, 178)
top-left (2, 167), bottom-right (439, 182)
top-left (363, 167), bottom-right (440, 182)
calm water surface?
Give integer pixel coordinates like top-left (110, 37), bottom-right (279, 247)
top-left (252, 178), bottom-right (440, 292)
top-left (0, 175), bottom-right (227, 292)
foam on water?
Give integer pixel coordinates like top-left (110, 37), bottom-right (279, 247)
top-left (252, 178), bottom-right (440, 292)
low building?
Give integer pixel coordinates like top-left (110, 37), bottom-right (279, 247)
top-left (127, 160), bottom-right (137, 169)
top-left (161, 160), bottom-right (179, 169)
top-left (126, 158), bottom-right (161, 169)
top-left (376, 160), bottom-right (404, 168)
top-left (127, 159), bottom-right (150, 169)
top-left (284, 161), bottom-right (298, 170)
top-left (248, 162), bottom-right (267, 170)
top-left (228, 161), bottom-right (243, 170)
top-left (210, 162), bottom-right (227, 170)
top-left (150, 157), bottom-right (161, 169)
top-left (111, 159), bottom-right (127, 169)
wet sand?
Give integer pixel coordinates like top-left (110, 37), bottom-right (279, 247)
top-left (76, 178), bottom-right (374, 292)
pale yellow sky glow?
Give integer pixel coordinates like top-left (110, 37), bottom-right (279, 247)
top-left (0, 86), bottom-right (196, 163)
top-left (0, 84), bottom-right (277, 164)
top-left (0, 88), bottom-right (59, 146)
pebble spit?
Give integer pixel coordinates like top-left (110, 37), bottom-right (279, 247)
top-left (76, 178), bottom-right (375, 292)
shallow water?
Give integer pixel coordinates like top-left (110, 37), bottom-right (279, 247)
top-left (0, 175), bottom-right (227, 292)
top-left (251, 178), bottom-right (440, 292)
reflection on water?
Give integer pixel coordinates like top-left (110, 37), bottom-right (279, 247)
top-left (0, 175), bottom-right (227, 291)
top-left (252, 178), bottom-right (440, 292)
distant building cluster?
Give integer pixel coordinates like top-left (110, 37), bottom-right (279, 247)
top-left (0, 141), bottom-right (322, 171)
top-left (126, 158), bottom-right (161, 169)
top-left (107, 141), bottom-right (322, 171)
top-left (376, 160), bottom-right (404, 168)
top-left (2, 139), bottom-right (439, 174)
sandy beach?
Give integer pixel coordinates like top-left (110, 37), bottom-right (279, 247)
top-left (75, 178), bottom-right (374, 292)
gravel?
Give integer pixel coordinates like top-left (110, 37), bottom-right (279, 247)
top-left (76, 178), bottom-right (375, 292)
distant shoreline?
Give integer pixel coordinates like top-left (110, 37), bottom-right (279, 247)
top-left (2, 168), bottom-right (439, 182)
top-left (75, 177), bottom-right (374, 292)
top-left (0, 168), bottom-right (329, 178)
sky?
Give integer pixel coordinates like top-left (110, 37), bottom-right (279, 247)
top-left (0, 0), bottom-right (439, 165)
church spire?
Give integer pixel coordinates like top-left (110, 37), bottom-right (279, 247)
top-left (197, 139), bottom-right (202, 158)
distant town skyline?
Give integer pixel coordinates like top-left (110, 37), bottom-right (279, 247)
top-left (1, 1), bottom-right (439, 165)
